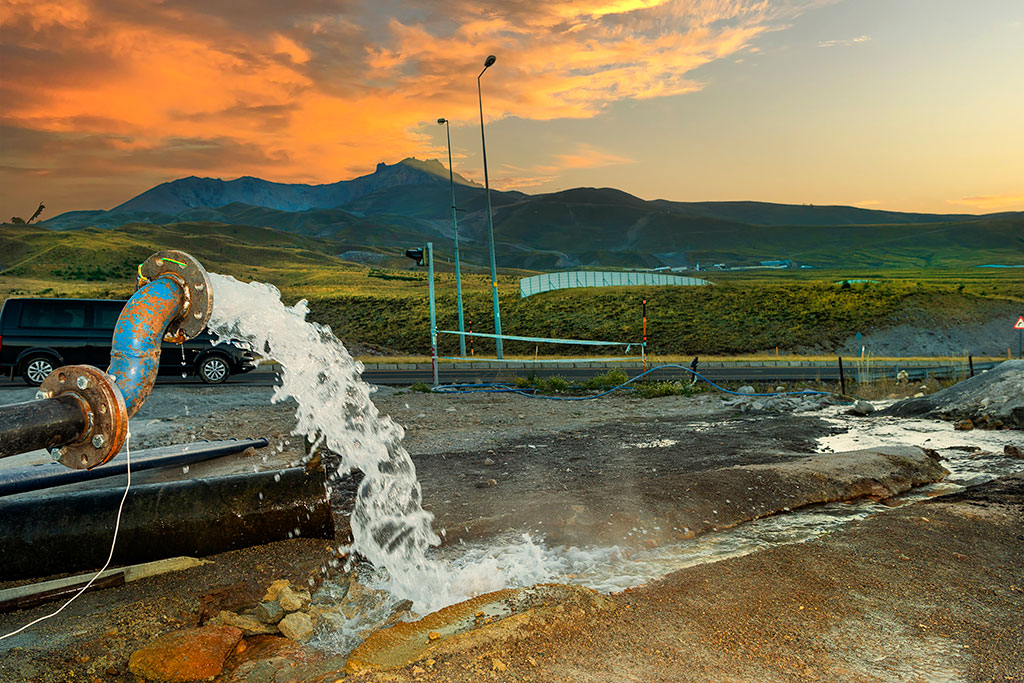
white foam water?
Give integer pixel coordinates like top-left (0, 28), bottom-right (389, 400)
top-left (208, 274), bottom-right (456, 611)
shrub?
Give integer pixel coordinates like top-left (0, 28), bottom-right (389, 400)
top-left (409, 382), bottom-right (431, 393)
top-left (632, 380), bottom-right (704, 399)
top-left (536, 375), bottom-right (570, 393)
top-left (586, 369), bottom-right (629, 390)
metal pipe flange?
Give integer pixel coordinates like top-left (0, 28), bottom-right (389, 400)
top-left (138, 250), bottom-right (213, 343)
top-left (39, 365), bottom-right (128, 469)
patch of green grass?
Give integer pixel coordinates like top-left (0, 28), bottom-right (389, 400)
top-left (585, 369), bottom-right (629, 390)
top-left (409, 381), bottom-right (432, 393)
top-left (534, 375), bottom-right (570, 393)
top-left (2, 221), bottom-right (1020, 359)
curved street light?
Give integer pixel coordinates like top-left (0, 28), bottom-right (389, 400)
top-left (477, 54), bottom-right (503, 358)
top-left (437, 117), bottom-right (467, 356)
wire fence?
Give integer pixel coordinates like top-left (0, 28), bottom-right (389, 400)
top-left (435, 329), bottom-right (646, 363)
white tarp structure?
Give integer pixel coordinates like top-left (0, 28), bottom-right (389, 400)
top-left (519, 270), bottom-right (711, 298)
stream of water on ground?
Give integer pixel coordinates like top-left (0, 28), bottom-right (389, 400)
top-left (207, 273), bottom-right (1023, 655)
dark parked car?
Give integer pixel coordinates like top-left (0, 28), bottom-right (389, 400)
top-left (0, 297), bottom-right (257, 386)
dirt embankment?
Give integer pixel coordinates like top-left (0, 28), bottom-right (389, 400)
top-left (832, 299), bottom-right (1022, 357)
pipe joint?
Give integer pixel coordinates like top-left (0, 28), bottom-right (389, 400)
top-left (37, 365), bottom-right (128, 469)
top-left (137, 250), bottom-right (213, 343)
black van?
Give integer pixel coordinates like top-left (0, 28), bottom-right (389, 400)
top-left (0, 298), bottom-right (257, 385)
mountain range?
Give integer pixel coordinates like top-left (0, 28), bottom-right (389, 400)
top-left (38, 158), bottom-right (1024, 269)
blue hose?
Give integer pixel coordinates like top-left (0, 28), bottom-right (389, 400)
top-left (431, 364), bottom-right (837, 401)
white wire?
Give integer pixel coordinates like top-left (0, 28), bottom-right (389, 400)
top-left (0, 425), bottom-right (132, 641)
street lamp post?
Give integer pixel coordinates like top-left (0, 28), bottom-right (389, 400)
top-left (437, 118), bottom-right (467, 357)
top-left (477, 54), bottom-right (503, 359)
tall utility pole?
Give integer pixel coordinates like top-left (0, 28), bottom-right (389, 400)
top-left (437, 118), bottom-right (466, 356)
top-left (478, 54), bottom-right (503, 359)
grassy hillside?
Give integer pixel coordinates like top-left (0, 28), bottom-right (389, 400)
top-left (2, 222), bottom-right (1020, 357)
top-left (304, 279), bottom-right (1021, 357)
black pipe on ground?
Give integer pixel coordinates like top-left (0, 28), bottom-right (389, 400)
top-left (0, 395), bottom-right (88, 459)
top-left (0, 438), bottom-right (269, 497)
top-left (0, 467), bottom-right (334, 581)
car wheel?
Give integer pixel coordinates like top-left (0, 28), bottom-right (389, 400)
top-left (22, 355), bottom-right (56, 386)
top-left (198, 355), bottom-right (230, 384)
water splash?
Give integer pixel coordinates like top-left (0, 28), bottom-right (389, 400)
top-left (208, 274), bottom-right (449, 610)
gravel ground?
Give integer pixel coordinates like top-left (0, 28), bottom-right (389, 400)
top-left (1, 382), bottom-right (1022, 682)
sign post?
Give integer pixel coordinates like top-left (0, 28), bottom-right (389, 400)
top-left (1014, 315), bottom-right (1024, 359)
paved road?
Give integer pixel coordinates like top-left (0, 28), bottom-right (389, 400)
top-left (0, 360), bottom-right (993, 390)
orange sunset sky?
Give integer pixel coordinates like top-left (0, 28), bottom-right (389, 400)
top-left (1, 0), bottom-right (1022, 218)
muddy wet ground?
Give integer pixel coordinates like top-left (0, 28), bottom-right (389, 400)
top-left (1, 382), bottom-right (1022, 681)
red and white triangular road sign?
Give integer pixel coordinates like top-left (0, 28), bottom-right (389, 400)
top-left (1015, 315), bottom-right (1024, 330)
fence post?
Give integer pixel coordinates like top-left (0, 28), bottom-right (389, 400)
top-left (968, 355), bottom-right (974, 377)
top-left (838, 356), bottom-right (846, 395)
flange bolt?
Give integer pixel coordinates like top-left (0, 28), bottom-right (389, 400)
top-left (77, 376), bottom-right (91, 390)
top-left (92, 434), bottom-right (106, 449)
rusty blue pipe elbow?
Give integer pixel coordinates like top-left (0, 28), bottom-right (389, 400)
top-left (106, 250), bottom-right (214, 419)
top-left (108, 276), bottom-right (184, 417)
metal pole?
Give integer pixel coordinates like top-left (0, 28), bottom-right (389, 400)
top-left (478, 56), bottom-right (503, 359)
top-left (440, 119), bottom-right (467, 356)
top-left (642, 298), bottom-right (647, 372)
top-left (427, 242), bottom-right (439, 386)
top-left (838, 356), bottom-right (846, 395)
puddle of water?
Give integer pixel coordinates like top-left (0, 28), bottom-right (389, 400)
top-left (816, 404), bottom-right (1024, 487)
top-left (622, 438), bottom-right (678, 449)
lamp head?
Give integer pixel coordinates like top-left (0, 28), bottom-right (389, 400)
top-left (484, 55), bottom-right (496, 67)
top-left (437, 118), bottom-right (447, 124)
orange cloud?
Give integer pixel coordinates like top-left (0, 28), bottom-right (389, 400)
top-left (950, 194), bottom-right (1024, 211)
top-left (0, 0), bottom-right (821, 213)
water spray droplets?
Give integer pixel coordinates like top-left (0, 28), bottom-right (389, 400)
top-left (208, 273), bottom-right (445, 611)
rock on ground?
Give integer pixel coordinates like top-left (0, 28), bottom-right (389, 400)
top-left (279, 611), bottom-right (315, 641)
top-left (880, 360), bottom-right (1024, 428)
top-left (723, 391), bottom-right (835, 413)
top-left (128, 625), bottom-right (241, 682)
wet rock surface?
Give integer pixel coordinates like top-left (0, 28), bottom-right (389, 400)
top-left (348, 474), bottom-right (1024, 683)
top-left (880, 360), bottom-right (1024, 428)
top-left (723, 391), bottom-right (836, 413)
top-left (128, 625), bottom-right (242, 682)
